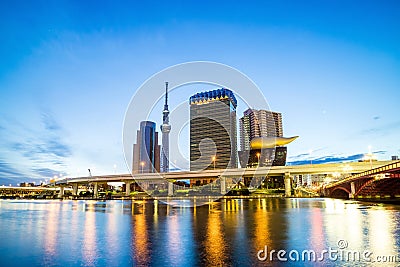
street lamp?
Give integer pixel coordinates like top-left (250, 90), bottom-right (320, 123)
top-left (256, 152), bottom-right (261, 167)
top-left (140, 161), bottom-right (145, 173)
top-left (309, 149), bottom-right (313, 166)
top-left (212, 156), bottom-right (216, 170)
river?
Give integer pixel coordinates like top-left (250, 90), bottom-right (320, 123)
top-left (0, 198), bottom-right (399, 266)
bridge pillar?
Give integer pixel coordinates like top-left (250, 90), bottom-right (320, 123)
top-left (168, 182), bottom-right (174, 196)
top-left (93, 182), bottom-right (99, 199)
top-left (58, 186), bottom-right (65, 198)
top-left (72, 183), bottom-right (78, 196)
top-left (349, 182), bottom-right (355, 199)
top-left (322, 187), bottom-right (327, 197)
top-left (220, 176), bottom-right (226, 195)
top-left (125, 181), bottom-right (131, 196)
top-left (284, 173), bottom-right (292, 197)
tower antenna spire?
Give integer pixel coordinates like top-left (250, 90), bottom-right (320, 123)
top-left (164, 82), bottom-right (169, 110)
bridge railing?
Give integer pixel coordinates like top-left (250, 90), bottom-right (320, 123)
top-left (326, 161), bottom-right (400, 189)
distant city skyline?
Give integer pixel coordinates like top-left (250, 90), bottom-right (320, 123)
top-left (0, 1), bottom-right (399, 184)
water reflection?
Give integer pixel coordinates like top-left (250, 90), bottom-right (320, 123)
top-left (368, 209), bottom-right (397, 257)
top-left (105, 203), bottom-right (118, 263)
top-left (83, 203), bottom-right (97, 266)
top-left (204, 206), bottom-right (228, 265)
top-left (323, 199), bottom-right (364, 252)
top-left (44, 203), bottom-right (59, 257)
top-left (253, 199), bottom-right (272, 261)
top-left (131, 202), bottom-right (150, 266)
top-left (309, 206), bottom-right (325, 252)
top-left (0, 199), bottom-right (400, 266)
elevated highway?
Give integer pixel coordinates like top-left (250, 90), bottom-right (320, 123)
top-left (55, 160), bottom-right (394, 198)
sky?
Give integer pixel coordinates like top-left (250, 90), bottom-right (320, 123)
top-left (0, 0), bottom-right (399, 184)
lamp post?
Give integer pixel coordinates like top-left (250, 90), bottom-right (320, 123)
top-left (140, 161), bottom-right (145, 173)
top-left (309, 149), bottom-right (313, 166)
top-left (212, 156), bottom-right (216, 170)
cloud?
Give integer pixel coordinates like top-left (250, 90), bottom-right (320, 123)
top-left (47, 140), bottom-right (71, 157)
top-left (287, 147), bottom-right (327, 160)
top-left (41, 111), bottom-right (62, 131)
top-left (32, 168), bottom-right (65, 178)
top-left (288, 154), bottom-right (364, 165)
top-left (0, 177), bottom-right (23, 186)
top-left (360, 120), bottom-right (400, 136)
top-left (0, 159), bottom-right (35, 185)
top-left (1, 111), bottom-right (72, 183)
top-left (12, 138), bottom-right (71, 160)
top-left (12, 111), bottom-right (72, 160)
top-left (289, 153), bottom-right (310, 159)
top-left (288, 151), bottom-right (386, 165)
top-left (0, 159), bottom-right (26, 178)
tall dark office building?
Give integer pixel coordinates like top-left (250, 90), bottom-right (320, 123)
top-left (238, 108), bottom-right (293, 167)
top-left (189, 88), bottom-right (237, 171)
top-left (239, 108), bottom-right (283, 151)
top-left (132, 121), bottom-right (160, 173)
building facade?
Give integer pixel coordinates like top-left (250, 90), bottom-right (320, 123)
top-left (239, 108), bottom-right (283, 151)
top-left (189, 88), bottom-right (238, 171)
top-left (132, 121), bottom-right (160, 173)
top-left (239, 109), bottom-right (291, 167)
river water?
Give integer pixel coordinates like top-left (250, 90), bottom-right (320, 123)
top-left (0, 198), bottom-right (399, 266)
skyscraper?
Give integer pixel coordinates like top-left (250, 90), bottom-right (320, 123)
top-left (189, 88), bottom-right (237, 171)
top-left (239, 108), bottom-right (283, 151)
top-left (160, 82), bottom-right (171, 172)
top-left (132, 121), bottom-right (160, 173)
top-left (238, 108), bottom-right (296, 167)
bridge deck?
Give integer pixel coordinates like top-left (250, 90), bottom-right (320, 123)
top-left (325, 161), bottom-right (400, 189)
top-left (56, 161), bottom-right (395, 185)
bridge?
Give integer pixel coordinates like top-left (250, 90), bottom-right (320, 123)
top-left (322, 161), bottom-right (400, 199)
top-left (53, 160), bottom-right (394, 198)
top-left (0, 185), bottom-right (72, 199)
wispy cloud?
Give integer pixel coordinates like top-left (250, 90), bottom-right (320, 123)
top-left (288, 154), bottom-right (364, 165)
top-left (289, 153), bottom-right (310, 160)
top-left (0, 111), bottom-right (72, 183)
top-left (12, 138), bottom-right (71, 159)
top-left (32, 168), bottom-right (65, 178)
top-left (0, 159), bottom-right (33, 185)
top-left (360, 121), bottom-right (400, 136)
top-left (41, 112), bottom-right (62, 131)
top-left (288, 151), bottom-right (386, 165)
top-left (0, 159), bottom-right (26, 178)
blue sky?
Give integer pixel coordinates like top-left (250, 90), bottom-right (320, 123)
top-left (0, 1), bottom-right (399, 184)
